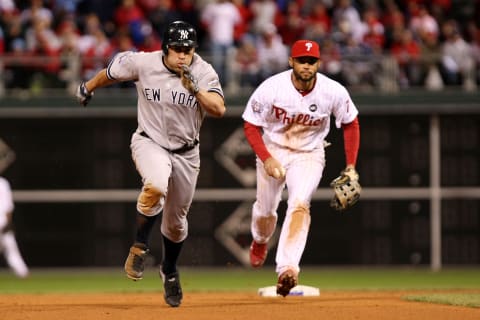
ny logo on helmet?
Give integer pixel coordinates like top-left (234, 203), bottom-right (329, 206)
top-left (180, 30), bottom-right (189, 40)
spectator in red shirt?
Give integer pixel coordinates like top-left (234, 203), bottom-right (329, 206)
top-left (114, 0), bottom-right (146, 46)
top-left (276, 1), bottom-right (305, 46)
top-left (381, 0), bottom-right (406, 50)
top-left (390, 29), bottom-right (422, 87)
top-left (305, 1), bottom-right (331, 34)
top-left (114, 0), bottom-right (144, 27)
top-left (0, 26), bottom-right (4, 53)
top-left (81, 26), bottom-right (114, 80)
top-left (232, 0), bottom-right (252, 45)
top-left (25, 14), bottom-right (62, 74)
top-left (361, 6), bottom-right (385, 53)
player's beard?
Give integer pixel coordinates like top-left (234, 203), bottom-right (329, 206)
top-left (292, 69), bottom-right (315, 83)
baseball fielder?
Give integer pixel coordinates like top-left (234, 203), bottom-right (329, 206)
top-left (242, 39), bottom-right (360, 296)
top-left (0, 141), bottom-right (29, 278)
top-left (76, 21), bottom-right (226, 307)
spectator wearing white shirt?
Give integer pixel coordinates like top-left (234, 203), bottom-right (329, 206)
top-left (332, 0), bottom-right (364, 44)
top-left (256, 23), bottom-right (288, 81)
top-left (441, 19), bottom-right (476, 90)
top-left (201, 0), bottom-right (241, 86)
top-left (249, 0), bottom-right (278, 36)
top-left (409, 4), bottom-right (439, 43)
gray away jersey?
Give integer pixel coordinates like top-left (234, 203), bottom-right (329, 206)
top-left (106, 51), bottom-right (223, 150)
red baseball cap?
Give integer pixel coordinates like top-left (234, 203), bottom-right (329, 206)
top-left (291, 40), bottom-right (320, 58)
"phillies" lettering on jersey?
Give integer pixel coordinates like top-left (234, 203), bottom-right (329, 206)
top-left (272, 105), bottom-right (323, 126)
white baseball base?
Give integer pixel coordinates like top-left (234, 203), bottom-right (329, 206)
top-left (258, 285), bottom-right (320, 297)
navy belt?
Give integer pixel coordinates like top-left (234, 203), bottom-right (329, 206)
top-left (139, 131), bottom-right (198, 154)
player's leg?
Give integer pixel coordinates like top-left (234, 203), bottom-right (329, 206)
top-left (158, 148), bottom-right (200, 307)
top-left (1, 231), bottom-right (29, 278)
top-left (125, 133), bottom-right (173, 280)
top-left (132, 134), bottom-right (173, 217)
top-left (250, 156), bottom-right (285, 267)
top-left (275, 149), bottom-right (325, 295)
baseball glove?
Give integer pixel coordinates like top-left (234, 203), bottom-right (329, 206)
top-left (330, 167), bottom-right (361, 211)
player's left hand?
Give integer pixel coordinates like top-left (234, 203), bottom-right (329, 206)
top-left (76, 81), bottom-right (93, 107)
top-left (180, 65), bottom-right (200, 95)
top-left (330, 166), bottom-right (361, 211)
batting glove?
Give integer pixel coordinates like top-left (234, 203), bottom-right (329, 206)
top-left (180, 65), bottom-right (200, 95)
top-left (76, 81), bottom-right (93, 107)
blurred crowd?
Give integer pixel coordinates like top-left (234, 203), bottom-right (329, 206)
top-left (0, 0), bottom-right (479, 95)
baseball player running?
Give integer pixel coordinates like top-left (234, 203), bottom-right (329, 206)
top-left (0, 177), bottom-right (29, 278)
top-left (76, 21), bottom-right (226, 307)
top-left (0, 143), bottom-right (29, 278)
top-left (242, 39), bottom-right (360, 296)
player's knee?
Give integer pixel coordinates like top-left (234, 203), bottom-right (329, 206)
top-left (291, 203), bottom-right (310, 218)
top-left (162, 222), bottom-right (188, 242)
top-left (137, 183), bottom-right (164, 216)
top-left (253, 201), bottom-right (278, 218)
top-left (256, 215), bottom-right (277, 239)
top-left (288, 204), bottom-right (311, 237)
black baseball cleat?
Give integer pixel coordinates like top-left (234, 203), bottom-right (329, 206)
top-left (124, 243), bottom-right (149, 281)
top-left (160, 270), bottom-right (183, 307)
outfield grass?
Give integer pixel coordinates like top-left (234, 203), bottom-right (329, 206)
top-left (1, 266), bottom-right (479, 294)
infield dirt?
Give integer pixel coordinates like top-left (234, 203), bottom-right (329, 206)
top-left (1, 291), bottom-right (479, 320)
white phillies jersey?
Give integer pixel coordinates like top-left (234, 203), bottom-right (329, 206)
top-left (0, 177), bottom-right (14, 229)
top-left (107, 51), bottom-right (223, 150)
top-left (242, 70), bottom-right (358, 151)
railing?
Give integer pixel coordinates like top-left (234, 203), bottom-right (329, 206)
top-left (0, 52), bottom-right (478, 99)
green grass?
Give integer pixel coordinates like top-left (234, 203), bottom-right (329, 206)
top-left (1, 266), bottom-right (480, 294)
top-left (405, 293), bottom-right (480, 308)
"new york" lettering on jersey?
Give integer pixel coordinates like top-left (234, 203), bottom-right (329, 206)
top-left (272, 105), bottom-right (323, 126)
top-left (172, 90), bottom-right (198, 109)
top-left (143, 88), bottom-right (198, 109)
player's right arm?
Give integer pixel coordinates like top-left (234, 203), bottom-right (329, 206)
top-left (84, 69), bottom-right (118, 92)
top-left (244, 121), bottom-right (285, 180)
top-left (76, 69), bottom-right (119, 107)
top-left (242, 82), bottom-right (286, 179)
top-left (76, 51), bottom-right (138, 107)
top-left (194, 89), bottom-right (225, 118)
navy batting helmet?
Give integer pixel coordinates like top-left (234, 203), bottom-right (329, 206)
top-left (162, 21), bottom-right (198, 52)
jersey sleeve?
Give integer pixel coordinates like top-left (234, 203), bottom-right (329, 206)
top-left (198, 63), bottom-right (224, 98)
top-left (242, 82), bottom-right (269, 127)
top-left (343, 117), bottom-right (360, 166)
top-left (106, 51), bottom-right (140, 81)
top-left (332, 85), bottom-right (359, 128)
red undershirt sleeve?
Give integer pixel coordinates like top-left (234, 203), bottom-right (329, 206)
top-left (342, 116), bottom-right (360, 166)
top-left (243, 121), bottom-right (272, 162)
